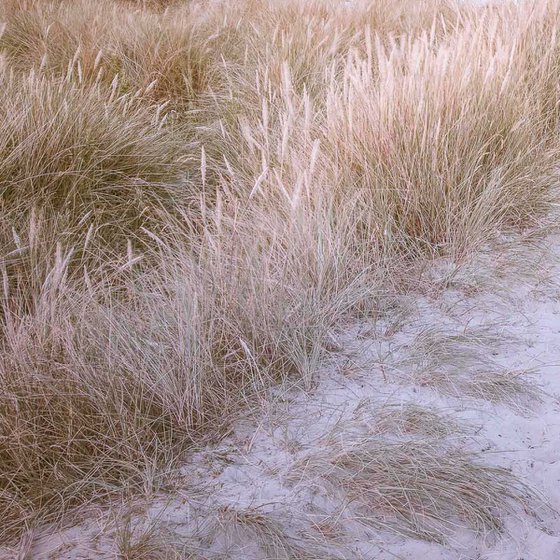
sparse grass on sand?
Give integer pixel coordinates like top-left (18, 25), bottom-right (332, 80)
top-left (1, 0), bottom-right (560, 552)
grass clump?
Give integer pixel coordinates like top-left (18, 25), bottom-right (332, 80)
top-left (0, 0), bottom-right (214, 105)
top-left (303, 439), bottom-right (531, 543)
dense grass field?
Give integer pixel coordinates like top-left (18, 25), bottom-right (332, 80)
top-left (2, 0), bottom-right (560, 553)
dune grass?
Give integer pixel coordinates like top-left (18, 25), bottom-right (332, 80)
top-left (300, 438), bottom-right (531, 543)
top-left (1, 0), bottom-right (560, 548)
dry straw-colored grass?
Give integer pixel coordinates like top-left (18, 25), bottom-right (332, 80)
top-left (298, 438), bottom-right (532, 543)
top-left (0, 0), bottom-right (559, 548)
